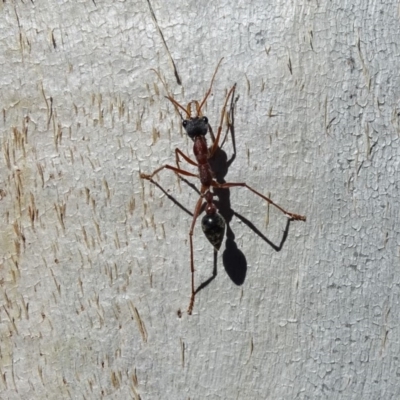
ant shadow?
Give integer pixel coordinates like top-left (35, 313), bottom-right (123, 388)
top-left (205, 91), bottom-right (293, 287)
top-left (209, 146), bottom-right (292, 286)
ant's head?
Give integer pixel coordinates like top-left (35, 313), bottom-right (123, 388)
top-left (182, 116), bottom-right (209, 140)
top-left (166, 97), bottom-right (210, 139)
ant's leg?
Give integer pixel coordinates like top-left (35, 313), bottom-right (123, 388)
top-left (198, 58), bottom-right (224, 112)
top-left (213, 181), bottom-right (306, 221)
top-left (141, 145), bottom-right (201, 181)
top-left (175, 148), bottom-right (198, 170)
top-left (208, 123), bottom-right (216, 143)
top-left (140, 164), bottom-right (197, 181)
top-left (220, 85), bottom-right (238, 160)
top-left (187, 189), bottom-right (207, 315)
top-left (209, 84), bottom-right (237, 157)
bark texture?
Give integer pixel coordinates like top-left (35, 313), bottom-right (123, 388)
top-left (1, 1), bottom-right (399, 398)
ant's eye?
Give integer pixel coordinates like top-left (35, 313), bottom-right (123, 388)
top-left (202, 117), bottom-right (208, 124)
top-left (182, 120), bottom-right (188, 127)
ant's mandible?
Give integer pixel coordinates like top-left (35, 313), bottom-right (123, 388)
top-left (140, 59), bottom-right (306, 315)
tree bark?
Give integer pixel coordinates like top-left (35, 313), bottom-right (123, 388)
top-left (1, 0), bottom-right (398, 398)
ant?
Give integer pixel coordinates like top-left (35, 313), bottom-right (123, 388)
top-left (140, 59), bottom-right (306, 315)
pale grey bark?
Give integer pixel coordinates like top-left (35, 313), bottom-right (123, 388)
top-left (1, 0), bottom-right (399, 399)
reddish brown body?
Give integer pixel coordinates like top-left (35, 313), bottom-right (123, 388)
top-left (193, 136), bottom-right (213, 187)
